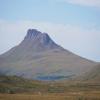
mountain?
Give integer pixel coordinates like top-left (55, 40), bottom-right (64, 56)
top-left (0, 29), bottom-right (97, 80)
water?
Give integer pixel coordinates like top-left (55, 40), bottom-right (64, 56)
top-left (34, 75), bottom-right (73, 81)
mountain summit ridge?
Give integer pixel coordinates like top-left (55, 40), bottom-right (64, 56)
top-left (25, 29), bottom-right (42, 39)
top-left (25, 29), bottom-right (52, 42)
top-left (21, 29), bottom-right (64, 52)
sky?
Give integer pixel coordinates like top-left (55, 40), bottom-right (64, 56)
top-left (0, 0), bottom-right (100, 62)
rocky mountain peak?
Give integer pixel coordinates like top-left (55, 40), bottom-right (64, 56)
top-left (21, 29), bottom-right (63, 51)
top-left (24, 29), bottom-right (54, 45)
top-left (25, 29), bottom-right (41, 39)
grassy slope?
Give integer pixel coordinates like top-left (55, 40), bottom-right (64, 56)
top-left (0, 49), bottom-right (97, 79)
top-left (80, 64), bottom-right (100, 82)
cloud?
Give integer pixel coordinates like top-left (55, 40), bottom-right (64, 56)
top-left (0, 19), bottom-right (100, 61)
top-left (56, 0), bottom-right (100, 7)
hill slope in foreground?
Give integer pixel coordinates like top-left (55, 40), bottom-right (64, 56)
top-left (0, 29), bottom-right (97, 80)
top-left (81, 64), bottom-right (100, 82)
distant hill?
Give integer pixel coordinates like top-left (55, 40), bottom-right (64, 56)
top-left (81, 64), bottom-right (100, 82)
top-left (0, 29), bottom-right (97, 80)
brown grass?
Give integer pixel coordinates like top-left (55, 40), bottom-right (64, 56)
top-left (0, 91), bottom-right (100, 100)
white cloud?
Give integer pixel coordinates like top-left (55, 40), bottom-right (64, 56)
top-left (56, 0), bottom-right (100, 7)
top-left (0, 19), bottom-right (100, 61)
